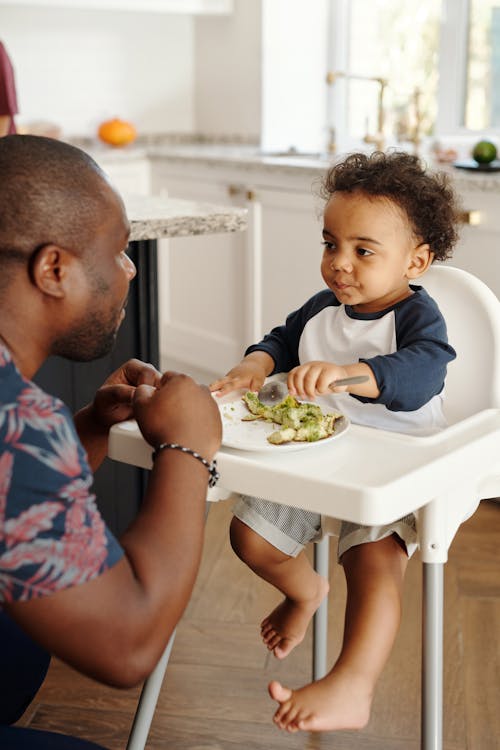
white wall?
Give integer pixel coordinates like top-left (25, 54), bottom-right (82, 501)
top-left (194, 0), bottom-right (261, 140)
top-left (0, 6), bottom-right (195, 137)
top-left (261, 0), bottom-right (329, 153)
top-left (1, 1), bottom-right (329, 145)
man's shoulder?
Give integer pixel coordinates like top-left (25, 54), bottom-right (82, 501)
top-left (0, 343), bottom-right (68, 417)
top-left (0, 344), bottom-right (84, 481)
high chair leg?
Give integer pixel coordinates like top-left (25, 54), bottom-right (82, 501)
top-left (313, 535), bottom-right (329, 680)
top-left (422, 562), bottom-right (444, 750)
top-left (126, 631), bottom-right (176, 750)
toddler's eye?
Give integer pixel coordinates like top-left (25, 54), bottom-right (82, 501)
top-left (322, 241), bottom-right (335, 251)
top-left (357, 247), bottom-right (373, 257)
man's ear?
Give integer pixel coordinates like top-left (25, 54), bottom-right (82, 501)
top-left (29, 245), bottom-right (74, 298)
top-left (407, 243), bottom-right (434, 280)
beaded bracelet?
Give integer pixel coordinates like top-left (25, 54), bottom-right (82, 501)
top-left (152, 442), bottom-right (219, 488)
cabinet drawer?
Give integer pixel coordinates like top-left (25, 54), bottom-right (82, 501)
top-left (459, 190), bottom-right (500, 233)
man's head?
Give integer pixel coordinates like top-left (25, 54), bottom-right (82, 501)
top-left (0, 135), bottom-right (134, 366)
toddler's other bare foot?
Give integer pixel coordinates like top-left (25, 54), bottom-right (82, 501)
top-left (260, 575), bottom-right (329, 659)
top-left (268, 669), bottom-right (373, 733)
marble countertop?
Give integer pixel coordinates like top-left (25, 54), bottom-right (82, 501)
top-left (123, 193), bottom-right (247, 241)
top-left (443, 164), bottom-right (500, 193)
top-left (146, 144), bottom-right (500, 193)
top-left (90, 140), bottom-right (500, 194)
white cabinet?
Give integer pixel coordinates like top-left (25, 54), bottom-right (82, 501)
top-left (152, 163), bottom-right (248, 377)
top-left (99, 157), bottom-right (151, 197)
top-left (0, 0), bottom-right (232, 12)
top-left (446, 190), bottom-right (500, 300)
top-left (151, 160), bottom-right (324, 378)
top-left (258, 186), bottom-right (324, 333)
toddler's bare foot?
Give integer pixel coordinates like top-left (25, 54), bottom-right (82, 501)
top-left (268, 669), bottom-right (373, 733)
top-left (260, 575), bottom-right (329, 659)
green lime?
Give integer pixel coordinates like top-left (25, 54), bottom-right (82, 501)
top-left (472, 140), bottom-right (497, 164)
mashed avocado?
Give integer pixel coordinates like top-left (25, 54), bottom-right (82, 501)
top-left (242, 392), bottom-right (342, 445)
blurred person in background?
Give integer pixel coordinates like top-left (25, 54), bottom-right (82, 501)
top-left (0, 40), bottom-right (18, 136)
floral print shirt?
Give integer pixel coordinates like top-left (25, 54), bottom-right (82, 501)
top-left (0, 343), bottom-right (123, 606)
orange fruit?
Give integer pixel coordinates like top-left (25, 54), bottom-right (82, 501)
top-left (97, 118), bottom-right (137, 147)
top-left (471, 140), bottom-right (497, 164)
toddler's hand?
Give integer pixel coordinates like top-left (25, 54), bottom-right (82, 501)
top-left (288, 361), bottom-right (349, 400)
top-left (210, 360), bottom-right (267, 397)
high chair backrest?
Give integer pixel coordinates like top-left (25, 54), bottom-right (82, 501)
top-left (420, 264), bottom-right (500, 424)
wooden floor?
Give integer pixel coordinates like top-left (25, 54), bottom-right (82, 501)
top-left (18, 498), bottom-right (500, 750)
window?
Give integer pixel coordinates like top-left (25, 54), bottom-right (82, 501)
top-left (465, 0), bottom-right (500, 128)
top-left (328, 0), bottom-right (500, 147)
top-left (328, 0), bottom-right (441, 150)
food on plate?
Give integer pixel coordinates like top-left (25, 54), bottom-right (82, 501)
top-left (242, 391), bottom-right (343, 445)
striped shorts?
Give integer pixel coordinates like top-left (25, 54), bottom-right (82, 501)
top-left (233, 495), bottom-right (418, 561)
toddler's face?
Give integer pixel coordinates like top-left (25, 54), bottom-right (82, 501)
top-left (320, 190), bottom-right (429, 313)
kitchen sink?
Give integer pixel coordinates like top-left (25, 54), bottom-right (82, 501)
top-left (259, 149), bottom-right (332, 160)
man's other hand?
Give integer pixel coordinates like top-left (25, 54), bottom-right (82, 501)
top-left (90, 359), bottom-right (162, 429)
top-left (133, 370), bottom-right (222, 460)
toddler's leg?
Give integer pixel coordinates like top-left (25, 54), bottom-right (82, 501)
top-left (269, 533), bottom-right (408, 732)
top-left (230, 516), bottom-right (329, 659)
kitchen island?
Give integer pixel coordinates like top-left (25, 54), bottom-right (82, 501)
top-left (125, 193), bottom-right (247, 240)
top-left (34, 193), bottom-right (247, 535)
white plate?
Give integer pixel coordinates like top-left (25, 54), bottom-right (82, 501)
top-left (218, 394), bottom-right (350, 452)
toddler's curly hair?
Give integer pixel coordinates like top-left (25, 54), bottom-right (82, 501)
top-left (319, 151), bottom-right (460, 261)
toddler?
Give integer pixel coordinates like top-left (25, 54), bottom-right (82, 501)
top-left (210, 151), bottom-right (459, 733)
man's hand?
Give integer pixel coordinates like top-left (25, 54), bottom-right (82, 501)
top-left (91, 359), bottom-right (162, 429)
top-left (134, 371), bottom-right (222, 460)
top-left (74, 359), bottom-right (162, 470)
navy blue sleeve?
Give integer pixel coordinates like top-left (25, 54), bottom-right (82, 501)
top-left (358, 290), bottom-right (456, 411)
top-left (245, 290), bottom-right (337, 374)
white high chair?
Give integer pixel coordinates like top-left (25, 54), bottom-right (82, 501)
top-left (312, 263), bottom-right (500, 741)
top-left (110, 265), bottom-right (500, 750)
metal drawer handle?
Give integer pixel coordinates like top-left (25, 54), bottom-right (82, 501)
top-left (228, 185), bottom-right (256, 202)
top-left (458, 210), bottom-right (481, 226)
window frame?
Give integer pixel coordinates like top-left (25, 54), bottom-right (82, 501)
top-left (329, 0), bottom-right (499, 140)
top-left (436, 0), bottom-right (471, 135)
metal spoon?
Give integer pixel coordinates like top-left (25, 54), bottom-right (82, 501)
top-left (257, 375), bottom-right (369, 405)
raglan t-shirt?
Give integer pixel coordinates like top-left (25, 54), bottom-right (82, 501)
top-left (246, 285), bottom-right (456, 435)
top-left (0, 343), bottom-right (124, 606)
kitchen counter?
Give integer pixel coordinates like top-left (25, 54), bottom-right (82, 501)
top-left (123, 193), bottom-right (247, 241)
top-left (86, 139), bottom-right (500, 194)
top-left (147, 144), bottom-right (500, 193)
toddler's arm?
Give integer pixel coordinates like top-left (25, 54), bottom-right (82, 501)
top-left (210, 351), bottom-right (275, 397)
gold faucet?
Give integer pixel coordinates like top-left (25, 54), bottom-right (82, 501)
top-left (393, 86), bottom-right (425, 155)
top-left (326, 70), bottom-right (388, 152)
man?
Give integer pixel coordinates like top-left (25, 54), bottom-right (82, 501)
top-left (0, 134), bottom-right (222, 748)
top-left (0, 41), bottom-right (18, 136)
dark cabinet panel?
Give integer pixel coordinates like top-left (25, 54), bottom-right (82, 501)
top-left (33, 241), bottom-right (158, 537)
